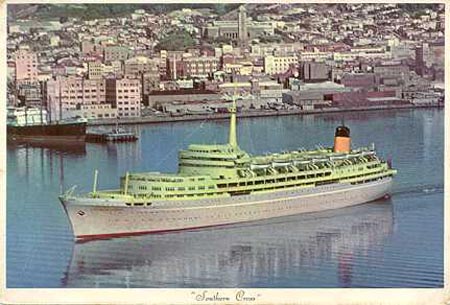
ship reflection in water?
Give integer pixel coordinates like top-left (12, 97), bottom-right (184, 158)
top-left (7, 140), bottom-right (87, 156)
top-left (62, 200), bottom-right (393, 288)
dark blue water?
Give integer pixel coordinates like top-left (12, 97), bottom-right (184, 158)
top-left (7, 109), bottom-right (444, 288)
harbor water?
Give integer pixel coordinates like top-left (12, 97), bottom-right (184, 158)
top-left (6, 109), bottom-right (444, 288)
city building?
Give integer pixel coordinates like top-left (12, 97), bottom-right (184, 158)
top-left (183, 56), bottom-right (221, 78)
top-left (14, 49), bottom-right (39, 82)
top-left (302, 62), bottom-right (329, 82)
top-left (203, 5), bottom-right (274, 41)
top-left (105, 77), bottom-right (141, 117)
top-left (87, 61), bottom-right (103, 80)
top-left (17, 81), bottom-right (43, 107)
top-left (104, 45), bottom-right (132, 62)
top-left (46, 76), bottom-right (107, 121)
top-left (148, 89), bottom-right (220, 109)
top-left (124, 56), bottom-right (160, 76)
top-left (264, 55), bottom-right (297, 75)
top-left (415, 41), bottom-right (444, 79)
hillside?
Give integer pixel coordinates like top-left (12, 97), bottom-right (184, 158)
top-left (7, 4), bottom-right (241, 21)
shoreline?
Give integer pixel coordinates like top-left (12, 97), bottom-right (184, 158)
top-left (87, 104), bottom-right (444, 126)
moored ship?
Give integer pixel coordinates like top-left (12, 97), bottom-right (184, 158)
top-left (7, 106), bottom-right (87, 143)
top-left (59, 95), bottom-right (397, 240)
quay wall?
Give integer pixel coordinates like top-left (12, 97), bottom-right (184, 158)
top-left (87, 104), bottom-right (443, 126)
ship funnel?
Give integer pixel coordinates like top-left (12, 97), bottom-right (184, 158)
top-left (333, 125), bottom-right (351, 153)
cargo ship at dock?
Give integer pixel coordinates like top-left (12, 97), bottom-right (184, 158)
top-left (7, 107), bottom-right (87, 143)
top-left (59, 94), bottom-right (396, 240)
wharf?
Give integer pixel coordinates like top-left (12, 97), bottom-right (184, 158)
top-left (88, 104), bottom-right (443, 126)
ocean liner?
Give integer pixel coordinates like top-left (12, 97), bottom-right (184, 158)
top-left (7, 106), bottom-right (87, 143)
top-left (59, 95), bottom-right (396, 240)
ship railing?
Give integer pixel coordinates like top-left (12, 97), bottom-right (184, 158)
top-left (61, 185), bottom-right (77, 198)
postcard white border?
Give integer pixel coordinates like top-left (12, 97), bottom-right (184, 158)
top-left (0, 0), bottom-right (448, 304)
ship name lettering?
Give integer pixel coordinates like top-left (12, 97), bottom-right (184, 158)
top-left (195, 290), bottom-right (230, 302)
top-left (236, 290), bottom-right (257, 301)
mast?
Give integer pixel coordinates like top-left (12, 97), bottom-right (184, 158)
top-left (48, 94), bottom-right (52, 124)
top-left (92, 169), bottom-right (98, 194)
top-left (59, 81), bottom-right (62, 122)
top-left (39, 81), bottom-right (43, 125)
top-left (228, 86), bottom-right (238, 148)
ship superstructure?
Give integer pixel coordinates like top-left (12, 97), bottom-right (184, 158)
top-left (60, 94), bottom-right (396, 239)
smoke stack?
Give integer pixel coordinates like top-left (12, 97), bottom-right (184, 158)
top-left (333, 125), bottom-right (351, 153)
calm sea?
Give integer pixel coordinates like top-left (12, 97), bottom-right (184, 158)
top-left (6, 109), bottom-right (444, 288)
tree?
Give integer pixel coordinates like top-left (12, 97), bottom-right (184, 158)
top-left (154, 30), bottom-right (196, 52)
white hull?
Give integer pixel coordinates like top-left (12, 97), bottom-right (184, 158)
top-left (60, 177), bottom-right (393, 239)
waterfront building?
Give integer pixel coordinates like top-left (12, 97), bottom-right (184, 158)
top-left (258, 80), bottom-right (285, 99)
top-left (302, 62), bottom-right (329, 82)
top-left (147, 89), bottom-right (220, 109)
top-left (17, 80), bottom-right (43, 107)
top-left (328, 90), bottom-right (408, 108)
top-left (283, 90), bottom-right (331, 110)
top-left (340, 73), bottom-right (379, 91)
top-left (69, 103), bottom-right (117, 120)
top-left (46, 76), bottom-right (107, 121)
top-left (218, 81), bottom-right (252, 94)
top-left (105, 77), bottom-right (141, 117)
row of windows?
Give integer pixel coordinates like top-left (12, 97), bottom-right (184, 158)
top-left (136, 185), bottom-right (215, 191)
top-left (117, 112), bottom-right (139, 117)
top-left (66, 89), bottom-right (105, 93)
top-left (61, 96), bottom-right (103, 100)
top-left (165, 192), bottom-right (218, 198)
top-left (180, 163), bottom-right (236, 168)
top-left (339, 170), bottom-right (386, 182)
top-left (181, 156), bottom-right (233, 162)
top-left (351, 176), bottom-right (387, 185)
top-left (130, 177), bottom-right (205, 183)
top-left (62, 83), bottom-right (105, 88)
top-left (117, 95), bottom-right (140, 99)
top-left (217, 172), bottom-right (332, 188)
